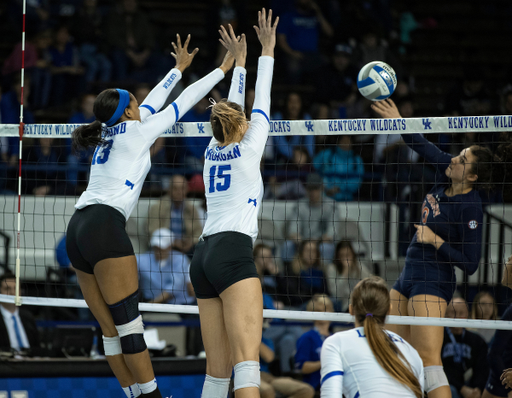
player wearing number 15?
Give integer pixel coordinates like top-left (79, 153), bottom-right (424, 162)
top-left (189, 9), bottom-right (278, 398)
top-left (65, 35), bottom-right (236, 398)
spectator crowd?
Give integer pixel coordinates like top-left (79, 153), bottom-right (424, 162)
top-left (0, 1), bottom-right (512, 396)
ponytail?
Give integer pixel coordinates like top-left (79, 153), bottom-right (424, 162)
top-left (470, 139), bottom-right (512, 198)
top-left (352, 277), bottom-right (422, 398)
top-left (72, 88), bottom-right (130, 152)
top-left (210, 99), bottom-right (248, 146)
top-left (364, 316), bottom-right (423, 398)
top-left (72, 120), bottom-right (104, 151)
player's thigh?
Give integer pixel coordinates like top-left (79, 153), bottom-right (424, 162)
top-left (93, 255), bottom-right (139, 305)
top-left (75, 269), bottom-right (117, 336)
top-left (220, 277), bottom-right (263, 364)
top-left (260, 380), bottom-right (276, 398)
top-left (407, 294), bottom-right (447, 366)
top-left (271, 377), bottom-right (315, 398)
top-left (388, 288), bottom-right (411, 341)
top-left (197, 297), bottom-right (232, 377)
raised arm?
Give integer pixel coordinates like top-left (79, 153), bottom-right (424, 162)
top-left (139, 34), bottom-right (198, 121)
top-left (371, 99), bottom-right (452, 171)
top-left (219, 24), bottom-right (247, 108)
top-left (139, 54), bottom-right (234, 144)
top-left (242, 9), bottom-right (278, 154)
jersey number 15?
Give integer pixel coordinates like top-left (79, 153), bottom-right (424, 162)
top-left (209, 165), bottom-right (231, 193)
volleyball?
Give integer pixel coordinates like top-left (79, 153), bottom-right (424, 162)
top-left (357, 61), bottom-right (397, 101)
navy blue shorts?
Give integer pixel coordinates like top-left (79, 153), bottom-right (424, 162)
top-left (392, 262), bottom-right (456, 304)
top-left (189, 231), bottom-right (258, 299)
top-left (485, 370), bottom-right (511, 397)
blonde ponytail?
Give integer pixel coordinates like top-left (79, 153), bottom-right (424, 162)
top-left (210, 100), bottom-right (248, 146)
top-left (353, 277), bottom-right (422, 398)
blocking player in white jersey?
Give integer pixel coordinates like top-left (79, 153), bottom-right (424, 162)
top-left (321, 277), bottom-right (424, 398)
top-left (66, 35), bottom-right (235, 398)
top-left (189, 9), bottom-right (278, 398)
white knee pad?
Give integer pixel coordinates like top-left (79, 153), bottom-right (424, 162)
top-left (102, 335), bottom-right (122, 356)
top-left (233, 361), bottom-right (260, 391)
top-left (202, 375), bottom-right (231, 398)
top-left (424, 366), bottom-right (449, 393)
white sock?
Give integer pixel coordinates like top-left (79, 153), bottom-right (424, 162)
top-left (202, 374), bottom-right (231, 398)
top-left (139, 378), bottom-right (157, 395)
top-left (123, 383), bottom-right (142, 398)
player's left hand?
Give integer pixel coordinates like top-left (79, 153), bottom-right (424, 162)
top-left (501, 368), bottom-right (512, 388)
top-left (171, 34), bottom-right (199, 73)
top-left (414, 224), bottom-right (441, 247)
top-left (219, 24), bottom-right (247, 68)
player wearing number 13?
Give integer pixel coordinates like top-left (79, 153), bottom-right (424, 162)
top-left (65, 35), bottom-right (236, 398)
top-left (189, 9), bottom-right (278, 398)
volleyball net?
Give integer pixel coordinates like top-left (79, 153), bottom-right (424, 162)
top-left (0, 116), bottom-right (511, 330)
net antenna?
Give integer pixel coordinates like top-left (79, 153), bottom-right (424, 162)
top-left (15, 0), bottom-right (27, 307)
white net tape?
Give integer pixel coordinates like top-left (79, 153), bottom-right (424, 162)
top-left (0, 115), bottom-right (511, 138)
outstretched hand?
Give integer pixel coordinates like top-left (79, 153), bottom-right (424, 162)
top-left (171, 34), bottom-right (199, 73)
top-left (371, 99), bottom-right (402, 119)
top-left (254, 8), bottom-right (279, 57)
top-left (219, 24), bottom-right (247, 68)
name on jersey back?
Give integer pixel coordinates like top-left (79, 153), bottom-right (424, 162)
top-left (204, 145), bottom-right (241, 161)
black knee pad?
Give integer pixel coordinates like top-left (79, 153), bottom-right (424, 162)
top-left (108, 290), bottom-right (140, 325)
top-left (108, 290), bottom-right (147, 354)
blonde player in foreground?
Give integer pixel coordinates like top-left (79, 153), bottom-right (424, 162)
top-left (189, 8), bottom-right (278, 398)
top-left (67, 35), bottom-right (235, 398)
top-left (320, 277), bottom-right (424, 398)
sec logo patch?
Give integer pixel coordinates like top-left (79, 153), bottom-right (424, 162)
top-left (468, 220), bottom-right (478, 229)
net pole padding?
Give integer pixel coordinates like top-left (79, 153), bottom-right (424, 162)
top-left (0, 294), bottom-right (511, 330)
top-left (15, 0), bottom-right (27, 307)
top-left (0, 115), bottom-right (512, 138)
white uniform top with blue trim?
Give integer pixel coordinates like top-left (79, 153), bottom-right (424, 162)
top-left (321, 327), bottom-right (424, 398)
top-left (201, 56), bottom-right (274, 243)
top-left (75, 67), bottom-right (225, 220)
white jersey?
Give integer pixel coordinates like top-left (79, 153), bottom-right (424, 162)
top-left (75, 67), bottom-right (225, 220)
top-left (321, 327), bottom-right (424, 398)
top-left (201, 56), bottom-right (274, 242)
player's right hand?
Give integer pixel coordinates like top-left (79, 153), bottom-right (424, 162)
top-left (171, 34), bottom-right (199, 73)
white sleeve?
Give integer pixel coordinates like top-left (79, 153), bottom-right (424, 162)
top-left (138, 68), bottom-right (225, 144)
top-left (320, 336), bottom-right (344, 398)
top-left (242, 56), bottom-right (274, 155)
top-left (174, 68), bottom-right (225, 121)
top-left (228, 66), bottom-right (247, 108)
top-left (139, 68), bottom-right (182, 121)
top-left (208, 66), bottom-right (247, 147)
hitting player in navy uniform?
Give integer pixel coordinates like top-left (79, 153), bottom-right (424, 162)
top-left (372, 99), bottom-right (510, 398)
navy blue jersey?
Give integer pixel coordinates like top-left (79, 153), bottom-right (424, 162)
top-left (403, 134), bottom-right (483, 277)
top-left (488, 305), bottom-right (512, 375)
